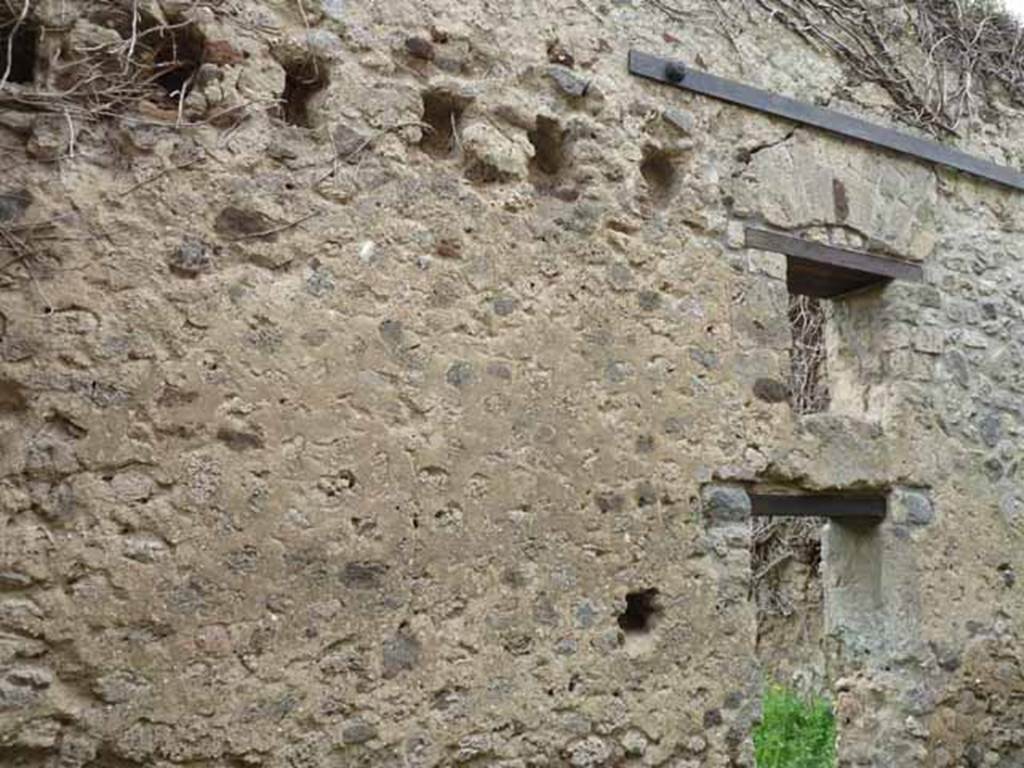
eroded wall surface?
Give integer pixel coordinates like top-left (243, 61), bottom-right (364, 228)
top-left (0, 1), bottom-right (1022, 766)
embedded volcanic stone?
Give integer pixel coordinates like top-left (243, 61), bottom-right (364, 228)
top-left (901, 490), bottom-right (934, 526)
top-left (446, 360), bottom-right (474, 387)
top-left (547, 65), bottom-right (589, 97)
top-left (701, 484), bottom-right (751, 523)
top-left (169, 238), bottom-right (213, 276)
top-left (214, 206), bottom-right (277, 238)
top-left (405, 36), bottom-right (435, 60)
top-left (567, 736), bottom-right (612, 767)
top-left (332, 123), bottom-right (367, 157)
top-left (0, 379), bottom-right (28, 412)
top-left (663, 107), bottom-right (695, 135)
top-left (342, 561), bottom-right (386, 588)
top-left (0, 189), bottom-right (31, 222)
top-left (341, 718), bottom-right (378, 744)
top-left (382, 627), bottom-right (421, 678)
top-left (203, 39), bottom-right (245, 66)
top-left (753, 377), bottom-right (789, 403)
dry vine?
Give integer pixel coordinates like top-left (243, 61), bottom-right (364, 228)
top-left (789, 294), bottom-right (830, 415)
top-left (751, 515), bottom-right (823, 618)
top-left (749, 294), bottom-right (829, 609)
top-left (0, 1), bottom-right (235, 126)
top-left (751, 0), bottom-right (1024, 135)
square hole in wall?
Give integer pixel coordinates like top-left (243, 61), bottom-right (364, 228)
top-left (0, 10), bottom-right (38, 84)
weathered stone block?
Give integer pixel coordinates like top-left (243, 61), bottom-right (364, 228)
top-left (732, 131), bottom-right (938, 260)
top-left (461, 122), bottom-right (530, 181)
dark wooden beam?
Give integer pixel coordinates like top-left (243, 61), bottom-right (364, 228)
top-left (744, 227), bottom-right (923, 299)
top-left (628, 50), bottom-right (1024, 193)
top-left (750, 494), bottom-right (886, 520)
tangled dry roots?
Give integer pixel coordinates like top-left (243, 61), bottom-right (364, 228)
top-left (750, 293), bottom-right (830, 610)
top-left (788, 294), bottom-right (829, 415)
top-left (0, 2), bottom-right (217, 124)
top-left (752, 515), bottom-right (823, 618)
top-left (753, 0), bottom-right (1024, 135)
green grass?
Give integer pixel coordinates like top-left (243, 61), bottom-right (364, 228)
top-left (754, 685), bottom-right (836, 768)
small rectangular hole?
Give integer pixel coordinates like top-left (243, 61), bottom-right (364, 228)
top-left (1, 15), bottom-right (38, 84)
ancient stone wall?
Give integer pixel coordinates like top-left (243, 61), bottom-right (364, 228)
top-left (1, 1), bottom-right (1022, 766)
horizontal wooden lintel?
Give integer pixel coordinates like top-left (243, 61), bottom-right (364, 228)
top-left (750, 494), bottom-right (887, 520)
top-left (744, 227), bottom-right (923, 298)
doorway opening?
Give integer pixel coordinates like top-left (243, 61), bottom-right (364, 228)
top-left (749, 491), bottom-right (886, 766)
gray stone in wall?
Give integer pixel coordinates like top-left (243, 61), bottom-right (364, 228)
top-left (382, 626), bottom-right (421, 678)
top-left (321, 0), bottom-right (345, 20)
top-left (567, 736), bottom-right (612, 767)
top-left (0, 666), bottom-right (52, 711)
top-left (662, 108), bottom-right (695, 135)
top-left (891, 488), bottom-right (935, 526)
top-left (999, 493), bottom-right (1023, 534)
top-left (547, 66), bottom-right (590, 98)
top-left (446, 361), bottom-right (474, 387)
top-left (341, 718), bottom-right (378, 744)
top-left (0, 189), bottom-right (31, 222)
top-left (753, 377), bottom-right (789, 403)
top-left (701, 484), bottom-right (751, 523)
top-left (979, 413), bottom-right (1003, 448)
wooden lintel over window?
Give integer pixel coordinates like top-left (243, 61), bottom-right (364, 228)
top-left (744, 227), bottom-right (924, 299)
top-left (750, 494), bottom-right (886, 520)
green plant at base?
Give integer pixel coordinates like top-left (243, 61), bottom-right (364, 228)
top-left (754, 685), bottom-right (836, 768)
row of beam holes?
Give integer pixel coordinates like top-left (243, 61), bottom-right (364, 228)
top-left (115, 8), bottom-right (329, 125)
top-left (418, 89), bottom-right (680, 204)
top-left (3, 14), bottom-right (675, 199)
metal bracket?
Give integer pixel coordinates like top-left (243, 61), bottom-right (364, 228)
top-left (745, 227), bottom-right (923, 298)
top-left (629, 50), bottom-right (1024, 193)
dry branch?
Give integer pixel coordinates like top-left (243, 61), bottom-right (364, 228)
top-left (751, 515), bottom-right (823, 618)
top-left (753, 0), bottom-right (1024, 135)
top-left (0, 5), bottom-right (231, 129)
top-left (789, 294), bottom-right (829, 415)
top-left (224, 211), bottom-right (318, 241)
